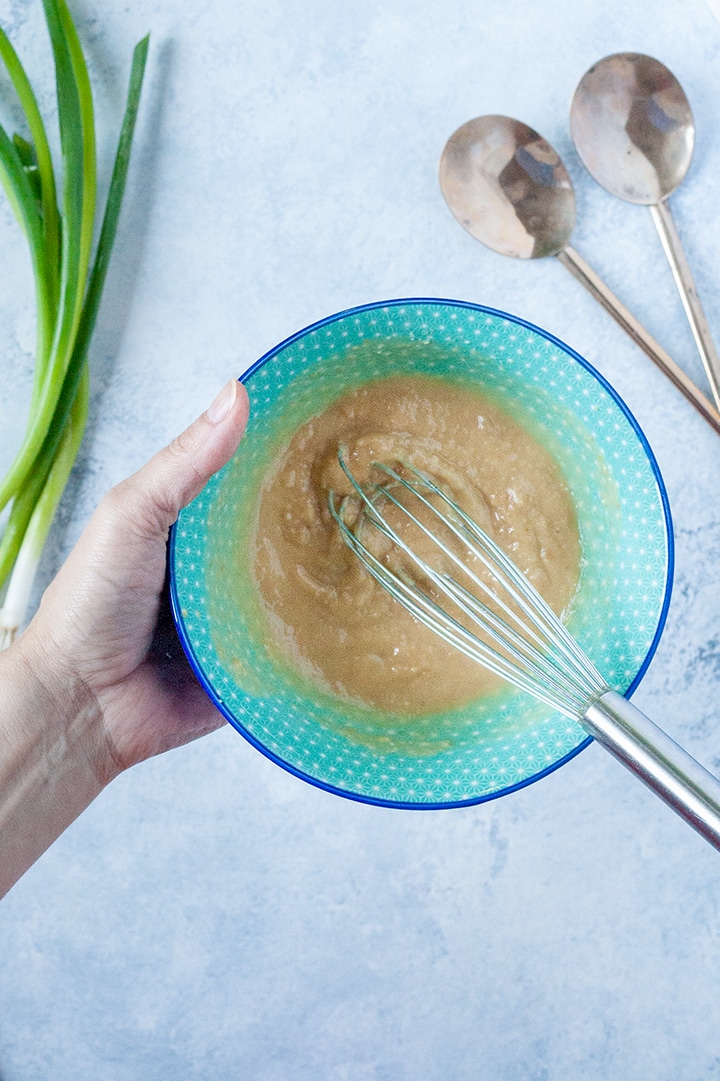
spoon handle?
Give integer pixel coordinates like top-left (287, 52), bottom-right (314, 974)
top-left (557, 245), bottom-right (720, 436)
top-left (649, 200), bottom-right (720, 410)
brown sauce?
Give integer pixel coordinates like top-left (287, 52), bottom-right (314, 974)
top-left (251, 375), bottom-right (580, 715)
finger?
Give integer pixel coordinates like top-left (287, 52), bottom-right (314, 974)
top-left (112, 378), bottom-right (250, 541)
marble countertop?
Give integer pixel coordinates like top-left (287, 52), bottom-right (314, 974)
top-left (2, 0), bottom-right (720, 1077)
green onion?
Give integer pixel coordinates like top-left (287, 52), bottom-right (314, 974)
top-left (0, 2), bottom-right (149, 648)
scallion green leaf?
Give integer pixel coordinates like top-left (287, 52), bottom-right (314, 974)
top-left (0, 2), bottom-right (149, 646)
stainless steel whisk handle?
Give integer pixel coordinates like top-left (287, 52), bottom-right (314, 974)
top-left (583, 690), bottom-right (720, 852)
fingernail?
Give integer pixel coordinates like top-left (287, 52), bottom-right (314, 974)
top-left (206, 379), bottom-right (237, 424)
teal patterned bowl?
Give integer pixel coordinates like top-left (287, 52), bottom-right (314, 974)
top-left (169, 299), bottom-right (673, 808)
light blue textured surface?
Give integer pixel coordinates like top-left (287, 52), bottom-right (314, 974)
top-left (2, 0), bottom-right (720, 1078)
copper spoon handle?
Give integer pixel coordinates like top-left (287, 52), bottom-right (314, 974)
top-left (557, 244), bottom-right (720, 436)
top-left (649, 200), bottom-right (720, 410)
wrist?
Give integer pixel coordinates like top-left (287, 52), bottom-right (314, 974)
top-left (0, 632), bottom-right (112, 898)
top-left (12, 619), bottom-right (91, 725)
top-left (12, 616), bottom-right (126, 786)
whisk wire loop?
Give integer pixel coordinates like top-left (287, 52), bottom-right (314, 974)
top-left (354, 531), bottom-right (588, 715)
top-left (375, 461), bottom-right (605, 696)
top-left (331, 451), bottom-right (608, 718)
top-left (333, 505), bottom-right (576, 713)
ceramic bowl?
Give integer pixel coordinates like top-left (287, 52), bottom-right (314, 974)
top-left (169, 298), bottom-right (673, 808)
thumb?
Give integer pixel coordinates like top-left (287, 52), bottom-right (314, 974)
top-left (116, 378), bottom-right (250, 539)
top-left (22, 377), bottom-right (250, 692)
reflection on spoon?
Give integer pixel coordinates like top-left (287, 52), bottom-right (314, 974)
top-left (439, 115), bottom-right (575, 259)
top-left (438, 115), bottom-right (720, 435)
top-left (570, 53), bottom-right (720, 408)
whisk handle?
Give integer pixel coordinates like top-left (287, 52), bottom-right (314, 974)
top-left (583, 690), bottom-right (720, 852)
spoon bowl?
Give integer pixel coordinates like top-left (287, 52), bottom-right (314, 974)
top-left (438, 115), bottom-right (576, 259)
top-left (570, 52), bottom-right (694, 205)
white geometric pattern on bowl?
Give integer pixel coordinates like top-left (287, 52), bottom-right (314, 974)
top-left (170, 299), bottom-right (673, 808)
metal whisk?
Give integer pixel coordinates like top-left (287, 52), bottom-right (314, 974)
top-left (329, 450), bottom-right (720, 851)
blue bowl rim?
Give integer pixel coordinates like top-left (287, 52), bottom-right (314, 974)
top-left (169, 296), bottom-right (674, 810)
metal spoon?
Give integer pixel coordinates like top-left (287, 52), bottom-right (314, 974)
top-left (439, 115), bottom-right (720, 434)
top-left (570, 53), bottom-right (720, 408)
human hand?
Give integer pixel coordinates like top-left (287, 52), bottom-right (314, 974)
top-left (15, 378), bottom-right (250, 782)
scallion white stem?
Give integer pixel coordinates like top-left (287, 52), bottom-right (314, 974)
top-left (0, 367), bottom-right (88, 646)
